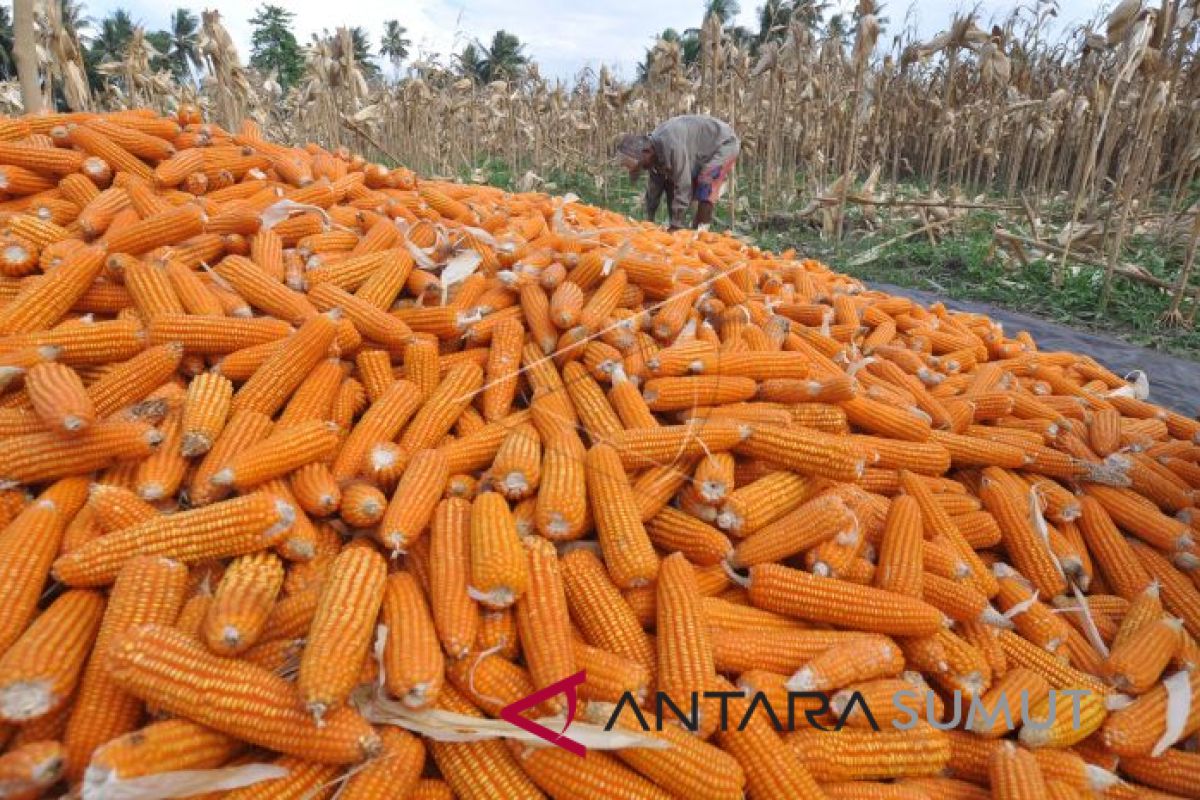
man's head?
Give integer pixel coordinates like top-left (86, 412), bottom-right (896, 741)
top-left (615, 133), bottom-right (654, 178)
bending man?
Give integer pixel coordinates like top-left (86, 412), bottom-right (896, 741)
top-left (616, 114), bottom-right (740, 231)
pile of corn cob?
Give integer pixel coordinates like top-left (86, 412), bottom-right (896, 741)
top-left (0, 107), bottom-right (1196, 800)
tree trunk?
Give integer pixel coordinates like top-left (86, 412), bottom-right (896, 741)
top-left (13, 0), bottom-right (42, 114)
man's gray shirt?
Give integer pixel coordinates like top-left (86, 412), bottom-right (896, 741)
top-left (645, 115), bottom-right (739, 227)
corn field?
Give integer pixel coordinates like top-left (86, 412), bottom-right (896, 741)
top-left (6, 0), bottom-right (1200, 321)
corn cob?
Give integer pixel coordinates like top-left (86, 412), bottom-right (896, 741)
top-left (586, 443), bottom-right (659, 588)
top-left (53, 492), bottom-right (294, 586)
top-left (299, 545), bottom-right (387, 721)
top-left (109, 624), bottom-right (379, 762)
top-left (382, 570), bottom-right (444, 709)
top-left (62, 555), bottom-right (188, 779)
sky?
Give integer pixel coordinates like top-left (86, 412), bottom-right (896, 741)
top-left (79, 0), bottom-right (1105, 81)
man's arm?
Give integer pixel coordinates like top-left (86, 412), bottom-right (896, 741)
top-left (644, 173), bottom-right (664, 221)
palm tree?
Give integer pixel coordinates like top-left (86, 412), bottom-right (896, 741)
top-left (90, 9), bottom-right (135, 62)
top-left (349, 26), bottom-right (378, 76)
top-left (58, 0), bottom-right (89, 39)
top-left (166, 8), bottom-right (202, 81)
top-left (456, 42), bottom-right (486, 83)
top-left (379, 20), bottom-right (410, 75)
top-left (145, 29), bottom-right (172, 71)
top-left (477, 30), bottom-right (526, 81)
top-left (704, 0), bottom-right (741, 24)
top-left (756, 0), bottom-right (792, 43)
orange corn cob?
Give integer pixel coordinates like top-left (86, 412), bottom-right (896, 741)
top-left (181, 372), bottom-right (233, 457)
top-left (989, 741), bottom-right (1048, 800)
top-left (299, 545), bottom-right (387, 721)
top-left (586, 442), bottom-right (659, 588)
top-left (748, 563), bottom-right (944, 636)
top-left (62, 555), bottom-right (188, 779)
top-left (211, 419), bottom-right (339, 491)
top-left (148, 314), bottom-right (294, 354)
top-left (25, 361), bottom-right (94, 435)
top-left (0, 588), bottom-right (105, 722)
top-left (561, 548), bottom-right (656, 670)
top-left (202, 550), bottom-right (284, 655)
top-left (0, 420), bottom-right (162, 486)
top-left (338, 726), bottom-right (425, 800)
top-left (108, 624), bottom-right (379, 763)
top-left (53, 492), bottom-right (294, 586)
top-left (514, 535), bottom-right (575, 701)
top-left (232, 313), bottom-right (338, 417)
top-left (377, 448), bottom-right (448, 554)
top-left (428, 498), bottom-right (480, 658)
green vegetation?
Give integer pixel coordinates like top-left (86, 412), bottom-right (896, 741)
top-left (248, 4), bottom-right (305, 89)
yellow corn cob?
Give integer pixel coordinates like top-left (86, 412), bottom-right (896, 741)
top-left (25, 361), bottom-right (94, 435)
top-left (560, 548), bottom-right (656, 670)
top-left (469, 490), bottom-right (529, 608)
top-left (62, 555), bottom-right (188, 779)
top-left (202, 550), bottom-right (284, 655)
top-left (1019, 687), bottom-right (1107, 748)
top-left (53, 492), bottom-right (294, 586)
top-left (181, 372), bottom-right (233, 457)
top-left (299, 545), bottom-right (387, 721)
top-left (1085, 484), bottom-right (1192, 553)
top-left (0, 588), bottom-right (105, 722)
top-left (586, 442), bottom-right (659, 588)
top-left (397, 362), bottom-right (484, 456)
top-left (382, 570), bottom-right (444, 709)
